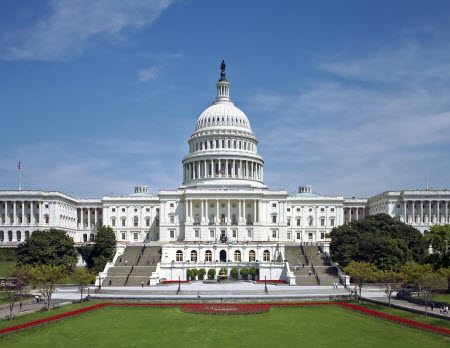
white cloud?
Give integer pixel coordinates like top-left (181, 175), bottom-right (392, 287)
top-left (1, 0), bottom-right (173, 60)
top-left (138, 66), bottom-right (159, 82)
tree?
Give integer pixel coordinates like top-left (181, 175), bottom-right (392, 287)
top-left (16, 229), bottom-right (78, 271)
top-left (3, 279), bottom-right (18, 320)
top-left (32, 265), bottom-right (69, 311)
top-left (418, 271), bottom-right (447, 317)
top-left (219, 267), bottom-right (228, 275)
top-left (437, 267), bottom-right (450, 290)
top-left (248, 267), bottom-right (258, 280)
top-left (424, 225), bottom-right (450, 268)
top-left (344, 261), bottom-right (378, 301)
top-left (240, 268), bottom-right (248, 280)
top-left (186, 269), bottom-right (193, 280)
top-left (208, 268), bottom-right (216, 279)
top-left (377, 269), bottom-right (404, 308)
top-left (198, 268), bottom-right (206, 280)
top-left (191, 269), bottom-right (199, 280)
top-left (79, 226), bottom-right (116, 272)
top-left (330, 214), bottom-right (427, 270)
top-left (230, 267), bottom-right (239, 279)
top-left (400, 261), bottom-right (433, 289)
top-left (10, 264), bottom-right (33, 303)
top-left (73, 268), bottom-right (96, 302)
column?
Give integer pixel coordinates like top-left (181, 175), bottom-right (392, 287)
top-left (218, 159), bottom-right (221, 177)
top-left (356, 208), bottom-right (359, 221)
top-left (445, 201), bottom-right (448, 223)
top-left (5, 202), bottom-right (8, 224)
top-left (227, 199), bottom-right (230, 224)
top-left (253, 199), bottom-right (257, 223)
top-left (258, 200), bottom-right (262, 223)
top-left (94, 208), bottom-right (98, 228)
top-left (39, 202), bottom-right (43, 225)
top-left (201, 199), bottom-right (204, 223)
top-left (404, 201), bottom-right (407, 223)
top-left (225, 159), bottom-right (228, 177)
top-left (428, 201), bottom-right (431, 224)
top-left (190, 200), bottom-right (193, 223)
top-left (197, 161), bottom-right (201, 179)
top-left (216, 199), bottom-right (219, 223)
top-left (21, 201), bottom-right (25, 225)
top-left (420, 201), bottom-right (423, 224)
top-left (13, 202), bottom-right (17, 225)
top-left (80, 208), bottom-right (84, 229)
top-left (261, 165), bottom-right (263, 182)
top-left (30, 202), bottom-right (34, 224)
top-left (232, 160), bottom-right (235, 177)
top-left (238, 199), bottom-right (242, 223)
top-left (245, 161), bottom-right (248, 178)
top-left (88, 208), bottom-right (92, 229)
top-left (204, 161), bottom-right (207, 178)
top-left (239, 160), bottom-right (242, 178)
top-left (438, 200), bottom-right (440, 224)
top-left (412, 201), bottom-right (415, 224)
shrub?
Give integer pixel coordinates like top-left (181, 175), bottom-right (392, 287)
top-left (191, 269), bottom-right (199, 280)
top-left (240, 268), bottom-right (249, 279)
top-left (208, 268), bottom-right (216, 279)
top-left (230, 267), bottom-right (239, 278)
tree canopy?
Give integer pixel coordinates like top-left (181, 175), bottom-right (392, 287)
top-left (79, 226), bottom-right (116, 272)
top-left (16, 229), bottom-right (78, 271)
top-left (330, 214), bottom-right (427, 270)
top-left (424, 224), bottom-right (450, 268)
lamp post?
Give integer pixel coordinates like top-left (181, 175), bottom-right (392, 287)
top-left (98, 275), bottom-right (102, 292)
top-left (264, 275), bottom-right (268, 294)
top-left (177, 276), bottom-right (181, 295)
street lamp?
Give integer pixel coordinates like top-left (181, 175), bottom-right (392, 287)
top-left (177, 276), bottom-right (181, 295)
top-left (264, 275), bottom-right (268, 294)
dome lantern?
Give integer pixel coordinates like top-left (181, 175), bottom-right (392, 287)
top-left (215, 60), bottom-right (230, 103)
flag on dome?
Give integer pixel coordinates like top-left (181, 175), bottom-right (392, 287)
top-left (17, 161), bottom-right (21, 170)
top-left (218, 164), bottom-right (225, 174)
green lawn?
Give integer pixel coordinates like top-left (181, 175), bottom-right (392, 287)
top-left (418, 293), bottom-right (450, 304)
top-left (0, 262), bottom-right (15, 278)
top-left (0, 305), bottom-right (448, 347)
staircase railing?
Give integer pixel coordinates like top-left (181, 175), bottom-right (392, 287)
top-left (300, 245), bottom-right (309, 265)
top-left (136, 245), bottom-right (146, 266)
top-left (311, 263), bottom-right (320, 285)
top-left (124, 265), bottom-right (134, 286)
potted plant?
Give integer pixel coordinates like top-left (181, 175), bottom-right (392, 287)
top-left (208, 268), bottom-right (216, 280)
top-left (240, 268), bottom-right (248, 280)
top-left (249, 267), bottom-right (257, 281)
top-left (191, 268), bottom-right (199, 281)
top-left (230, 267), bottom-right (239, 279)
top-left (198, 268), bottom-right (206, 280)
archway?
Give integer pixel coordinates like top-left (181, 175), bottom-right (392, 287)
top-left (220, 250), bottom-right (227, 262)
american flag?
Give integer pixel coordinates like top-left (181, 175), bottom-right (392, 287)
top-left (17, 161), bottom-right (21, 170)
top-left (218, 164), bottom-right (225, 175)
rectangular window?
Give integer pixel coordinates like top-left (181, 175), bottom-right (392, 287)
top-left (331, 219), bottom-right (335, 227)
top-left (170, 230), bottom-right (175, 238)
top-left (272, 215), bottom-right (277, 223)
top-left (272, 203), bottom-right (277, 208)
top-left (287, 232), bottom-right (291, 239)
top-left (222, 140), bottom-right (225, 148)
top-left (210, 230), bottom-right (214, 238)
top-left (122, 208), bottom-right (125, 212)
top-left (287, 218), bottom-right (291, 226)
top-left (228, 140), bottom-right (231, 148)
top-left (321, 218), bottom-right (325, 226)
top-left (170, 216), bottom-right (175, 223)
top-left (296, 232), bottom-right (301, 239)
top-left (122, 219), bottom-right (126, 227)
top-left (297, 208), bottom-right (300, 212)
top-left (331, 208), bottom-right (335, 212)
top-left (146, 219), bottom-right (150, 227)
top-left (155, 219), bottom-right (159, 226)
top-left (321, 232), bottom-right (325, 239)
top-left (232, 229), bottom-right (237, 238)
top-left (247, 229), bottom-right (252, 238)
top-left (112, 208), bottom-right (116, 212)
top-left (134, 232), bottom-right (139, 241)
top-left (308, 232), bottom-right (313, 240)
top-left (296, 218), bottom-right (300, 226)
top-left (396, 204), bottom-right (400, 208)
top-left (121, 232), bottom-right (126, 240)
top-left (194, 230), bottom-right (199, 238)
top-left (156, 208), bottom-right (159, 212)
top-left (112, 220), bottom-right (116, 227)
top-left (170, 203), bottom-right (174, 208)
top-left (272, 230), bottom-right (277, 238)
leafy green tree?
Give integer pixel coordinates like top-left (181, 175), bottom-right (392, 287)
top-left (330, 214), bottom-right (427, 270)
top-left (16, 229), bottom-right (78, 271)
top-left (230, 267), bottom-right (239, 279)
top-left (219, 267), bottom-right (228, 275)
top-left (344, 261), bottom-right (378, 300)
top-left (186, 269), bottom-right (193, 280)
top-left (31, 265), bottom-right (69, 311)
top-left (10, 264), bottom-right (33, 303)
top-left (437, 267), bottom-right (450, 290)
top-left (240, 268), bottom-right (248, 280)
top-left (248, 267), bottom-right (258, 280)
top-left (191, 268), bottom-right (199, 280)
top-left (400, 261), bottom-right (433, 288)
top-left (377, 269), bottom-right (404, 308)
top-left (79, 226), bottom-right (116, 272)
top-left (73, 267), bottom-right (96, 302)
top-left (424, 225), bottom-right (450, 268)
top-left (208, 268), bottom-right (216, 279)
top-left (418, 271), bottom-right (447, 317)
top-left (198, 268), bottom-right (206, 279)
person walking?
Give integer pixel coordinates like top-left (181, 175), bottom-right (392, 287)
top-left (141, 281), bottom-right (144, 288)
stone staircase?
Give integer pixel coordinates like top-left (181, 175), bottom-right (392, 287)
top-left (103, 245), bottom-right (162, 286)
top-left (285, 246), bottom-right (317, 286)
top-left (302, 245), bottom-right (340, 286)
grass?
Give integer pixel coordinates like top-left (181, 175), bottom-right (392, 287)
top-left (0, 305), bottom-right (449, 347)
top-left (418, 293), bottom-right (450, 304)
top-left (0, 262), bottom-right (15, 278)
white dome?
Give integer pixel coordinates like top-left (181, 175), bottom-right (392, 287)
top-left (195, 102), bottom-right (252, 131)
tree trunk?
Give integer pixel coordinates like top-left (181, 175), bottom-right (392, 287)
top-left (388, 293), bottom-right (391, 308)
top-left (80, 288), bottom-right (83, 303)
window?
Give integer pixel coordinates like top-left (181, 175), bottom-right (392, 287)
top-left (210, 230), bottom-right (215, 238)
top-left (191, 250), bottom-right (198, 262)
top-left (396, 204), bottom-right (400, 208)
top-left (272, 203), bottom-right (277, 208)
top-left (194, 229), bottom-right (199, 238)
top-left (170, 215), bottom-right (175, 223)
top-left (156, 208), bottom-right (159, 213)
top-left (321, 232), bottom-right (325, 239)
top-left (309, 208), bottom-right (313, 212)
top-left (247, 229), bottom-right (252, 238)
top-left (121, 218), bottom-right (126, 227)
top-left (234, 250), bottom-right (241, 262)
top-left (263, 250), bottom-right (270, 262)
top-left (134, 208), bottom-right (138, 212)
top-left (112, 208), bottom-right (116, 212)
top-left (272, 230), bottom-right (277, 238)
top-left (249, 250), bottom-right (256, 262)
top-left (296, 218), bottom-right (301, 226)
top-left (232, 229), bottom-right (237, 238)
top-left (134, 232), bottom-right (139, 241)
top-left (45, 204), bottom-right (49, 208)
top-left (297, 208), bottom-right (300, 212)
top-left (287, 208), bottom-right (291, 212)
top-left (146, 208), bottom-right (150, 212)
top-left (296, 232), bottom-right (301, 239)
top-left (170, 203), bottom-right (174, 208)
top-left (121, 232), bottom-right (126, 240)
top-left (320, 218), bottom-right (325, 226)
top-left (176, 250), bottom-right (183, 262)
top-left (287, 218), bottom-right (291, 226)
top-left (308, 232), bottom-right (313, 240)
top-left (122, 208), bottom-right (125, 212)
top-left (146, 217), bottom-right (150, 227)
top-left (321, 208), bottom-right (325, 212)
top-left (272, 215), bottom-right (277, 223)
top-left (170, 230), bottom-right (175, 238)
top-left (222, 140), bottom-right (225, 148)
top-left (287, 232), bottom-right (291, 239)
top-left (134, 216), bottom-right (139, 226)
top-left (330, 218), bottom-right (335, 227)
top-left (205, 250), bottom-right (212, 262)
top-left (308, 217), bottom-right (313, 226)
top-left (155, 218), bottom-right (159, 226)
top-left (111, 217), bottom-right (116, 227)
top-left (331, 208), bottom-right (335, 212)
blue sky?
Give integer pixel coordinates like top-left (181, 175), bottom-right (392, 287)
top-left (1, 1), bottom-right (450, 198)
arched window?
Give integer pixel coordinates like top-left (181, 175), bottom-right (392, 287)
top-left (191, 250), bottom-right (198, 262)
top-left (176, 250), bottom-right (183, 262)
top-left (308, 216), bottom-right (313, 226)
top-left (134, 216), bottom-right (139, 227)
top-left (263, 250), bottom-right (270, 262)
top-left (234, 250), bottom-right (241, 262)
top-left (83, 234), bottom-right (88, 242)
top-left (25, 231), bottom-right (30, 239)
top-left (249, 250), bottom-right (256, 262)
top-left (16, 231), bottom-right (21, 241)
top-left (0, 230), bottom-right (4, 241)
top-left (205, 250), bottom-right (212, 262)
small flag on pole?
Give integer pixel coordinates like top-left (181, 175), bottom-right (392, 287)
top-left (218, 164), bottom-right (225, 175)
top-left (17, 161), bottom-right (21, 170)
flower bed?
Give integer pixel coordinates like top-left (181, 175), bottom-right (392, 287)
top-left (1, 302), bottom-right (449, 336)
top-left (256, 280), bottom-right (285, 284)
top-left (181, 303), bottom-right (270, 315)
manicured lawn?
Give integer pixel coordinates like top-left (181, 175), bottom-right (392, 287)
top-left (0, 262), bottom-right (15, 277)
top-left (0, 305), bottom-right (448, 347)
top-left (418, 293), bottom-right (450, 304)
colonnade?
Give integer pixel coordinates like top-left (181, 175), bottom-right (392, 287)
top-left (183, 159), bottom-right (263, 182)
top-left (0, 200), bottom-right (44, 226)
top-left (344, 207), bottom-right (367, 222)
top-left (402, 200), bottom-right (450, 225)
top-left (184, 199), bottom-right (262, 225)
top-left (77, 207), bottom-right (102, 229)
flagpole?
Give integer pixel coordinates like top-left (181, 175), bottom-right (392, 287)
top-left (19, 167), bottom-right (22, 190)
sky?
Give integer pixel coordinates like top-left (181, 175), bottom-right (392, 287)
top-left (1, 0), bottom-right (450, 198)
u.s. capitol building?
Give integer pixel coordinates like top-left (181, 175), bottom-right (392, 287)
top-left (1, 63), bottom-right (449, 284)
